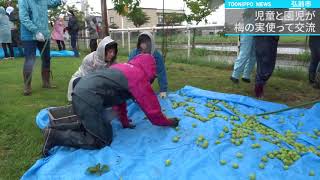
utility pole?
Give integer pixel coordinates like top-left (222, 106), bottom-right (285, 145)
top-left (101, 0), bottom-right (109, 36)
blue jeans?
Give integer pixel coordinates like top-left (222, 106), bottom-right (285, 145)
top-left (22, 40), bottom-right (51, 73)
top-left (70, 33), bottom-right (79, 57)
top-left (255, 36), bottom-right (279, 85)
top-left (231, 36), bottom-right (256, 79)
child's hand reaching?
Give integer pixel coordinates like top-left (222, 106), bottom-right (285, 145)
top-left (168, 118), bottom-right (179, 127)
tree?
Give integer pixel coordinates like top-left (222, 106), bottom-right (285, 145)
top-left (112, 0), bottom-right (140, 16)
top-left (0, 0), bottom-right (17, 7)
top-left (164, 13), bottom-right (186, 26)
top-left (184, 0), bottom-right (213, 48)
top-left (127, 7), bottom-right (150, 28)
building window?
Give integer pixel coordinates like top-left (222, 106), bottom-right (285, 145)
top-left (158, 16), bottom-right (163, 24)
top-left (110, 17), bottom-right (114, 24)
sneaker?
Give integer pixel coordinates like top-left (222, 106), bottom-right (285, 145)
top-left (255, 84), bottom-right (264, 98)
top-left (242, 78), bottom-right (251, 83)
top-left (230, 76), bottom-right (239, 84)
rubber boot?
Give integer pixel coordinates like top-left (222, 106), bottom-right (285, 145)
top-left (23, 71), bottom-right (32, 96)
top-left (42, 128), bottom-right (105, 157)
top-left (309, 72), bottom-right (316, 84)
top-left (314, 71), bottom-right (320, 89)
top-left (41, 68), bottom-right (56, 88)
top-left (255, 84), bottom-right (264, 98)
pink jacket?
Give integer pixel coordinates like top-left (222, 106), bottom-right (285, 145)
top-left (111, 54), bottom-right (174, 128)
top-left (51, 19), bottom-right (64, 41)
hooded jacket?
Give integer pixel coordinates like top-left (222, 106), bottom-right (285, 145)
top-left (72, 54), bottom-right (174, 143)
top-left (128, 31), bottom-right (168, 92)
top-left (0, 7), bottom-right (11, 43)
top-left (18, 0), bottom-right (62, 41)
top-left (51, 18), bottom-right (65, 41)
top-left (67, 36), bottom-right (117, 101)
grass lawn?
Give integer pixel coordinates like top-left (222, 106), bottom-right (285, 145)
top-left (0, 56), bottom-right (319, 179)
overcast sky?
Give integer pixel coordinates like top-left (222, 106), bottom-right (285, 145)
top-left (66, 0), bottom-right (225, 25)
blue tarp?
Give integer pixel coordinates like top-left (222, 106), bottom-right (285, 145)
top-left (0, 48), bottom-right (74, 59)
top-left (21, 86), bottom-right (320, 180)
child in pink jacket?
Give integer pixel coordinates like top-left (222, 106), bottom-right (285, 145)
top-left (51, 15), bottom-right (65, 50)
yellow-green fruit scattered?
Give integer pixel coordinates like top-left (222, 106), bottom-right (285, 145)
top-left (215, 140), bottom-right (221, 145)
top-left (198, 135), bottom-right (205, 142)
top-left (223, 127), bottom-right (229, 133)
top-left (263, 115), bottom-right (270, 120)
top-left (267, 153), bottom-right (275, 159)
top-left (219, 160), bottom-right (227, 165)
top-left (309, 170), bottom-right (315, 176)
top-left (236, 152), bottom-right (243, 159)
top-left (165, 159), bottom-right (171, 167)
top-left (175, 127), bottom-right (180, 131)
top-left (219, 132), bottom-right (225, 138)
top-left (172, 136), bottom-right (180, 143)
top-left (249, 173), bottom-right (256, 180)
top-left (232, 163), bottom-right (239, 169)
top-left (259, 163), bottom-right (265, 169)
top-left (202, 140), bottom-right (209, 149)
top-left (261, 156), bottom-right (268, 163)
top-left (192, 123), bottom-right (197, 128)
top-left (283, 165), bottom-right (289, 170)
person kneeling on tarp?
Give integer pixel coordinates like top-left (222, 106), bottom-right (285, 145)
top-left (42, 54), bottom-right (179, 157)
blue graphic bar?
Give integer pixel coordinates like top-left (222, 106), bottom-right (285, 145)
top-left (225, 0), bottom-right (320, 9)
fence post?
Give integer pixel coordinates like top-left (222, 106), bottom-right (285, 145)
top-left (187, 28), bottom-right (191, 59)
top-left (152, 26), bottom-right (156, 43)
top-left (121, 17), bottom-right (125, 48)
top-left (128, 30), bottom-right (131, 55)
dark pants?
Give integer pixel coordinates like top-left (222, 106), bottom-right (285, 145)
top-left (309, 36), bottom-right (320, 78)
top-left (72, 94), bottom-right (113, 147)
top-left (56, 40), bottom-right (66, 51)
top-left (2, 43), bottom-right (14, 58)
top-left (70, 33), bottom-right (79, 57)
top-left (90, 39), bottom-right (97, 52)
top-left (255, 36), bottom-right (279, 85)
top-left (22, 40), bottom-right (51, 73)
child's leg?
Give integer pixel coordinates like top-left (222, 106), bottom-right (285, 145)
top-left (8, 43), bottom-right (14, 58)
top-left (2, 43), bottom-right (9, 58)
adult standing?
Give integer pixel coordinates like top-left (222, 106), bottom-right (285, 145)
top-left (308, 36), bottom-right (320, 89)
top-left (6, 1), bottom-right (22, 57)
top-left (86, 16), bottom-right (99, 52)
top-left (19, 0), bottom-right (65, 96)
top-left (230, 35), bottom-right (256, 83)
top-left (0, 7), bottom-right (14, 60)
top-left (67, 10), bottom-right (79, 57)
top-left (254, 36), bottom-right (279, 98)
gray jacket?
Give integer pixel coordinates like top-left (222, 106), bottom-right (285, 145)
top-left (86, 16), bottom-right (99, 39)
top-left (67, 36), bottom-right (117, 101)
